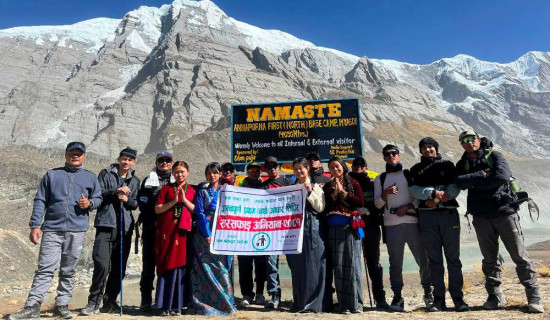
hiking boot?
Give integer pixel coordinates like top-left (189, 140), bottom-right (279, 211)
top-left (265, 293), bottom-right (280, 309)
top-left (429, 297), bottom-right (446, 312)
top-left (390, 296), bottom-right (404, 312)
top-left (375, 299), bottom-right (390, 310)
top-left (527, 298), bottom-right (545, 313)
top-left (423, 290), bottom-right (434, 308)
top-left (254, 294), bottom-right (266, 305)
top-left (9, 304), bottom-right (40, 320)
top-left (483, 294), bottom-right (507, 310)
top-left (240, 295), bottom-right (253, 307)
top-left (100, 300), bottom-right (121, 314)
top-left (80, 301), bottom-right (100, 316)
top-left (452, 297), bottom-right (470, 312)
top-left (53, 305), bottom-right (73, 319)
top-left (140, 303), bottom-right (156, 314)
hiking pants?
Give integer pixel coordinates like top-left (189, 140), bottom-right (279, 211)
top-left (140, 227), bottom-right (156, 305)
top-left (385, 223), bottom-right (431, 295)
top-left (361, 222), bottom-right (386, 302)
top-left (88, 226), bottom-right (133, 306)
top-left (266, 255), bottom-right (280, 296)
top-left (237, 255), bottom-right (267, 298)
top-left (25, 231), bottom-right (86, 307)
top-left (472, 212), bottom-right (540, 299)
top-left (419, 209), bottom-right (463, 299)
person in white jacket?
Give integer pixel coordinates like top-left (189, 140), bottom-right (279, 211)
top-left (374, 144), bottom-right (432, 312)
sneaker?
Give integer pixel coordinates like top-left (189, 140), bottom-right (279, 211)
top-left (452, 297), bottom-right (469, 312)
top-left (100, 301), bottom-right (121, 314)
top-left (375, 299), bottom-right (390, 310)
top-left (240, 295), bottom-right (253, 307)
top-left (423, 291), bottom-right (434, 308)
top-left (483, 294), bottom-right (507, 310)
top-left (429, 297), bottom-right (446, 312)
top-left (351, 308), bottom-right (363, 313)
top-left (254, 294), bottom-right (266, 305)
top-left (265, 293), bottom-right (280, 309)
top-left (80, 301), bottom-right (100, 316)
top-left (527, 298), bottom-right (545, 313)
top-left (159, 309), bottom-right (170, 316)
top-left (170, 310), bottom-right (181, 316)
top-left (390, 296), bottom-right (404, 312)
top-left (9, 304), bottom-right (40, 320)
top-left (339, 309), bottom-right (351, 314)
top-left (53, 305), bottom-right (73, 319)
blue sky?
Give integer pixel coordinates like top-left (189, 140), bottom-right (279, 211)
top-left (0, 0), bottom-right (548, 64)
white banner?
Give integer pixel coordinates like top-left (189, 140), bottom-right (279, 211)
top-left (210, 184), bottom-right (307, 255)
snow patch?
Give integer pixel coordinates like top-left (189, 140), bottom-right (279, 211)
top-left (119, 64), bottom-right (142, 84)
top-left (126, 30), bottom-right (152, 53)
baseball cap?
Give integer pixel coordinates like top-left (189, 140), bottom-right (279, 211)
top-left (246, 161), bottom-right (261, 171)
top-left (66, 141), bottom-right (86, 153)
top-left (221, 162), bottom-right (235, 172)
top-left (264, 156), bottom-right (278, 165)
top-left (458, 130), bottom-right (478, 141)
top-left (156, 151), bottom-right (173, 161)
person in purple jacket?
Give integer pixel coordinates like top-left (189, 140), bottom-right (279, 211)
top-left (9, 141), bottom-right (102, 320)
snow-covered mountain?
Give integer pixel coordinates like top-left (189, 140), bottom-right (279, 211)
top-left (0, 0), bottom-right (549, 158)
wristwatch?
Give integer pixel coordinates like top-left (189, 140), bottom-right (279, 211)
top-left (434, 198), bottom-right (440, 203)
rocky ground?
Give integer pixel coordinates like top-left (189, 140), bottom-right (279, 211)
top-left (1, 241), bottom-right (549, 319)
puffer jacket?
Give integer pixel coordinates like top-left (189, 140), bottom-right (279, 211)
top-left (94, 164), bottom-right (140, 232)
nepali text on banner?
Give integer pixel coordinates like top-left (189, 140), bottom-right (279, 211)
top-left (210, 184), bottom-right (307, 255)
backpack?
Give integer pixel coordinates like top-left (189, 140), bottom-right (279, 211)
top-left (463, 149), bottom-right (539, 221)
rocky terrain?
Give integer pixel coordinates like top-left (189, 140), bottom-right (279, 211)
top-left (0, 0), bottom-right (549, 158)
top-left (0, 1), bottom-right (549, 317)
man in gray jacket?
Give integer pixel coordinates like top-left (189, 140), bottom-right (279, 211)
top-left (10, 142), bottom-right (102, 320)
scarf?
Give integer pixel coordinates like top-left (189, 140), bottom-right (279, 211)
top-left (144, 167), bottom-right (175, 188)
top-left (385, 162), bottom-right (403, 173)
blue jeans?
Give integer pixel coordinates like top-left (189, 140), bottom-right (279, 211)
top-left (266, 255), bottom-right (280, 296)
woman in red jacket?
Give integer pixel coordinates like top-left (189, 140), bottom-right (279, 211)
top-left (154, 161), bottom-right (196, 316)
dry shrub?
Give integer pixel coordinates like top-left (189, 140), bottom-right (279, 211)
top-left (536, 265), bottom-right (550, 277)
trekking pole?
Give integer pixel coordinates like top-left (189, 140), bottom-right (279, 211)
top-left (120, 200), bottom-right (124, 316)
top-left (362, 243), bottom-right (373, 309)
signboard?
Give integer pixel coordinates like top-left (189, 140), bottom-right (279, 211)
top-left (210, 184), bottom-right (307, 255)
top-left (231, 98), bottom-right (363, 164)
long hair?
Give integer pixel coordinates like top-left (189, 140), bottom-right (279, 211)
top-left (328, 156), bottom-right (354, 195)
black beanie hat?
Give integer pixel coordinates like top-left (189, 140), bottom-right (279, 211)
top-left (418, 137), bottom-right (439, 152)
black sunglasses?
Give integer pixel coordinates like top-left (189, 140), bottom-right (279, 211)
top-left (383, 151), bottom-right (399, 158)
top-left (157, 157), bottom-right (172, 164)
top-left (265, 163), bottom-right (278, 169)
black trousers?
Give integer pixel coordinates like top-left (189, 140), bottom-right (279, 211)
top-left (361, 222), bottom-right (386, 302)
top-left (139, 227), bottom-right (156, 305)
top-left (237, 255), bottom-right (267, 298)
top-left (88, 226), bottom-right (133, 306)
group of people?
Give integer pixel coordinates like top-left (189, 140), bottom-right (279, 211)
top-left (8, 129), bottom-right (545, 320)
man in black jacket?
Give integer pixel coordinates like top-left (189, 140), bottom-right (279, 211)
top-left (455, 131), bottom-right (543, 313)
top-left (349, 156), bottom-right (388, 310)
top-left (81, 147), bottom-right (140, 315)
top-left (137, 151), bottom-right (174, 312)
top-left (409, 138), bottom-right (468, 312)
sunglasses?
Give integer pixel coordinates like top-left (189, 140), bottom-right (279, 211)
top-left (383, 151), bottom-right (399, 158)
top-left (265, 163), bottom-right (278, 170)
top-left (460, 136), bottom-right (477, 144)
top-left (157, 158), bottom-right (172, 164)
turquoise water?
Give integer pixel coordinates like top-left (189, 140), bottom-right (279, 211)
top-left (234, 233), bottom-right (550, 280)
